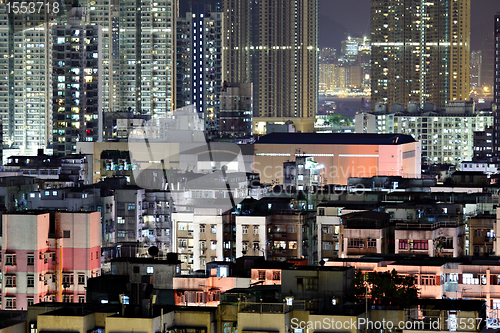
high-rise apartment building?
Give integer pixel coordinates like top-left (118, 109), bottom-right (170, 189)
top-left (319, 64), bottom-right (336, 93)
top-left (345, 66), bottom-right (362, 88)
top-left (319, 47), bottom-right (337, 63)
top-left (493, 13), bottom-right (500, 158)
top-left (470, 50), bottom-right (482, 89)
top-left (179, 0), bottom-right (222, 17)
top-left (335, 66), bottom-right (346, 88)
top-left (176, 5), bottom-right (223, 136)
top-left (222, 0), bottom-right (318, 125)
top-left (83, 0), bottom-right (120, 114)
top-left (448, 0), bottom-right (471, 102)
top-left (52, 24), bottom-right (102, 155)
top-left (495, 13), bottom-right (500, 106)
top-left (371, 0), bottom-right (470, 110)
top-left (219, 82), bottom-right (253, 139)
top-left (118, 0), bottom-right (176, 118)
top-left (0, 1), bottom-right (119, 155)
top-left (0, 5), bottom-right (59, 154)
top-left (1, 0), bottom-right (176, 154)
top-left (340, 36), bottom-right (369, 65)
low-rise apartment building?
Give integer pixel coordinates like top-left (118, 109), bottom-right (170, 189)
top-left (469, 214), bottom-right (495, 256)
top-left (235, 216), bottom-right (269, 258)
top-left (339, 211), bottom-right (392, 258)
top-left (171, 209), bottom-right (225, 274)
top-left (316, 201), bottom-right (379, 260)
top-left (0, 211), bottom-right (101, 310)
top-left (327, 255), bottom-right (500, 327)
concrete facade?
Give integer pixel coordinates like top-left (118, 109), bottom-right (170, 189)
top-left (0, 212), bottom-right (101, 309)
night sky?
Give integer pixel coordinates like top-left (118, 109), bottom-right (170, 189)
top-left (320, 0), bottom-right (500, 52)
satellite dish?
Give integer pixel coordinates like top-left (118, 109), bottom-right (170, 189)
top-left (19, 199), bottom-right (27, 207)
top-left (148, 246), bottom-right (159, 257)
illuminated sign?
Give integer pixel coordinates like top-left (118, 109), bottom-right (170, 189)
top-left (305, 157), bottom-right (318, 170)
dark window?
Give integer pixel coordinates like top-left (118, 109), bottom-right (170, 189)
top-left (27, 275), bottom-right (35, 287)
top-left (133, 266), bottom-right (140, 273)
top-left (304, 278), bottom-right (318, 291)
top-left (5, 275), bottom-right (16, 287)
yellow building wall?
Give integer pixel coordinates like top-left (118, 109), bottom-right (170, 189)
top-left (37, 314), bottom-right (95, 333)
top-left (307, 314), bottom-right (363, 333)
top-left (173, 311), bottom-right (213, 331)
top-left (105, 316), bottom-right (158, 333)
top-left (237, 312), bottom-right (288, 333)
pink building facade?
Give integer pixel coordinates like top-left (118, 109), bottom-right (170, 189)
top-left (326, 258), bottom-right (500, 327)
top-left (173, 275), bottom-right (251, 307)
top-left (0, 212), bottom-right (101, 310)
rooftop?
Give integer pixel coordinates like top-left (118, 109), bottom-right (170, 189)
top-left (327, 255), bottom-right (500, 267)
top-left (286, 265), bottom-right (353, 272)
top-left (341, 211), bottom-right (390, 224)
top-left (416, 299), bottom-right (485, 312)
top-left (317, 200), bottom-right (380, 208)
top-left (111, 257), bottom-right (181, 265)
top-left (0, 310), bottom-right (25, 329)
top-left (255, 133), bottom-right (416, 145)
